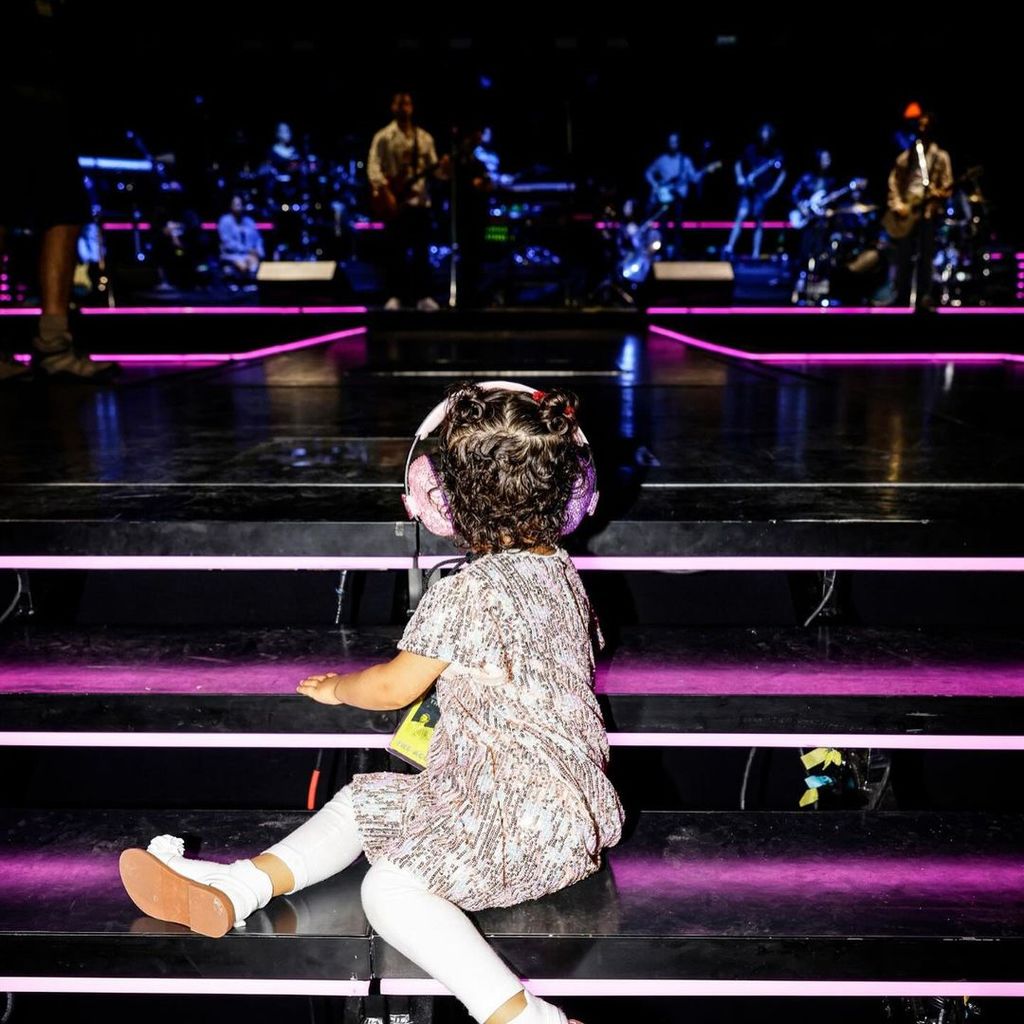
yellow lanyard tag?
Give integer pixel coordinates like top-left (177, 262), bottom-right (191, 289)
top-left (388, 691), bottom-right (440, 771)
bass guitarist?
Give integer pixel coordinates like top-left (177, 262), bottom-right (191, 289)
top-left (367, 92), bottom-right (450, 311)
top-left (884, 110), bottom-right (952, 311)
top-left (723, 123), bottom-right (786, 260)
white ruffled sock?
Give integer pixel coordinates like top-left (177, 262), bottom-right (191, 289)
top-left (146, 835), bottom-right (274, 928)
top-left (513, 991), bottom-right (569, 1024)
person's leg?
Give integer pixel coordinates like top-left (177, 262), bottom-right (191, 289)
top-left (120, 785), bottom-right (366, 936)
top-left (669, 197), bottom-right (686, 259)
top-left (751, 196), bottom-right (767, 259)
top-left (361, 860), bottom-right (573, 1024)
top-left (914, 219), bottom-right (937, 310)
top-left (39, 223), bottom-right (78, 319)
top-left (33, 223), bottom-right (116, 379)
top-left (384, 213), bottom-right (411, 304)
top-left (35, 223), bottom-right (78, 349)
top-left (892, 232), bottom-right (914, 306)
top-left (409, 206), bottom-right (435, 304)
top-left (724, 196), bottom-right (749, 256)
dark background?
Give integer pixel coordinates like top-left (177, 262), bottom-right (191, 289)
top-left (19, 5), bottom-right (1018, 239)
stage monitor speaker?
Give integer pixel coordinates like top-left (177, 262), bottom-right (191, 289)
top-left (256, 260), bottom-right (344, 301)
top-left (647, 261), bottom-right (734, 305)
top-left (256, 260), bottom-right (338, 282)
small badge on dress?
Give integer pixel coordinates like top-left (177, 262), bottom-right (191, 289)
top-left (388, 691), bottom-right (441, 770)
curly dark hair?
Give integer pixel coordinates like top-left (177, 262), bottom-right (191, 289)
top-left (437, 382), bottom-right (590, 553)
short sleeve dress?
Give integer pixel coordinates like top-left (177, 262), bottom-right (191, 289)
top-left (347, 547), bottom-right (624, 912)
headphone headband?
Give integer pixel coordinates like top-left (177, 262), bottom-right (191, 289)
top-left (403, 380), bottom-right (599, 539)
top-left (412, 379), bottom-right (590, 447)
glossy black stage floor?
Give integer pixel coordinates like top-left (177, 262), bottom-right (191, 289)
top-left (1, 315), bottom-right (1023, 565)
top-left (2, 312), bottom-right (1024, 1023)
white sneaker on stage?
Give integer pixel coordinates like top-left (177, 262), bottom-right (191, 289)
top-left (416, 296), bottom-right (440, 312)
top-left (383, 296), bottom-right (402, 311)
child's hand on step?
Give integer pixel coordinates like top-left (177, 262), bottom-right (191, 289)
top-left (296, 672), bottom-right (345, 705)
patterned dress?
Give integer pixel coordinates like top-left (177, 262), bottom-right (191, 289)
top-left (348, 548), bottom-right (624, 912)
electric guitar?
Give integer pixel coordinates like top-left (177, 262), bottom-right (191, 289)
top-left (370, 159), bottom-right (442, 221)
top-left (740, 157), bottom-right (783, 196)
top-left (789, 177), bottom-right (868, 229)
top-left (650, 160), bottom-right (723, 206)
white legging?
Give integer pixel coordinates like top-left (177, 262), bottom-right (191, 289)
top-left (262, 785), bottom-right (532, 1024)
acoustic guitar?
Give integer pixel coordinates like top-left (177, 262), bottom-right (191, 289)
top-left (882, 165), bottom-right (979, 240)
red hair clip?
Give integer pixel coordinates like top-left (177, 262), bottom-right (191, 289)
top-left (532, 390), bottom-right (546, 402)
top-left (565, 405), bottom-right (576, 418)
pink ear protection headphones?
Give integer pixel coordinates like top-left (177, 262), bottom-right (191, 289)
top-left (402, 380), bottom-right (599, 539)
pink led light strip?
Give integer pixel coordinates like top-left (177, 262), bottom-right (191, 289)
top-left (1, 555), bottom-right (1023, 572)
top-left (3, 731), bottom-right (1022, 750)
top-left (1, 978), bottom-right (370, 996)
top-left (647, 305), bottom-right (1024, 315)
top-left (381, 979), bottom-right (1024, 998)
top-left (0, 732), bottom-right (393, 748)
top-left (649, 306), bottom-right (912, 315)
top-left (79, 306), bottom-right (366, 314)
top-left (99, 222), bottom-right (275, 231)
top-left (593, 221), bottom-right (791, 231)
top-left (14, 326), bottom-right (367, 365)
top-left (0, 306), bottom-right (367, 316)
top-left (2, 555), bottom-right (1023, 571)
top-left (649, 323), bottom-right (1024, 365)
top-left (4, 978), bottom-right (1016, 998)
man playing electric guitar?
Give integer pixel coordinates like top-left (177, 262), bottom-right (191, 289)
top-left (723, 122), bottom-right (786, 260)
top-left (644, 133), bottom-right (721, 257)
top-left (367, 92), bottom-right (450, 311)
top-left (883, 111), bottom-right (952, 311)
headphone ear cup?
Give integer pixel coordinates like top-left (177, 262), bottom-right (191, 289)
top-left (560, 455), bottom-right (598, 535)
top-left (405, 454), bottom-right (456, 538)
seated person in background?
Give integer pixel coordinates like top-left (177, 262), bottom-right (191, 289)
top-left (217, 196), bottom-right (264, 287)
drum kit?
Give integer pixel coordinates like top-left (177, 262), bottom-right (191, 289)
top-left (792, 168), bottom-right (995, 306)
top-left (790, 187), bottom-right (882, 305)
top-left (230, 152), bottom-right (365, 260)
top-left (932, 177), bottom-right (994, 305)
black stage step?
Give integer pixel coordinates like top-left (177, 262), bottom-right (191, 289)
top-left (2, 325), bottom-right (1021, 567)
top-left (377, 809), bottom-right (1024, 990)
top-left (3, 809), bottom-right (1023, 994)
top-left (0, 808), bottom-right (370, 989)
top-left (2, 627), bottom-right (1023, 747)
top-left (2, 482), bottom-right (1023, 562)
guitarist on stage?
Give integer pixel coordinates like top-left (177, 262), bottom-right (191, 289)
top-left (723, 122), bottom-right (786, 260)
top-left (884, 111), bottom-right (952, 311)
top-left (367, 92), bottom-right (450, 311)
top-left (789, 148), bottom-right (836, 270)
top-left (644, 132), bottom-right (720, 258)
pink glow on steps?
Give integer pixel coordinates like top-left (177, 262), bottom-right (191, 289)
top-left (78, 305), bottom-right (367, 315)
top-left (1, 978), bottom-right (370, 996)
top-left (380, 980), bottom-right (1024, 998)
top-left (14, 326), bottom-right (366, 365)
top-left (1, 555), bottom-right (1023, 572)
top-left (3, 732), bottom-right (1021, 751)
top-left (648, 323), bottom-right (1024, 365)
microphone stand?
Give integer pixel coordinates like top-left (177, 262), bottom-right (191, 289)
top-left (447, 124), bottom-right (459, 310)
